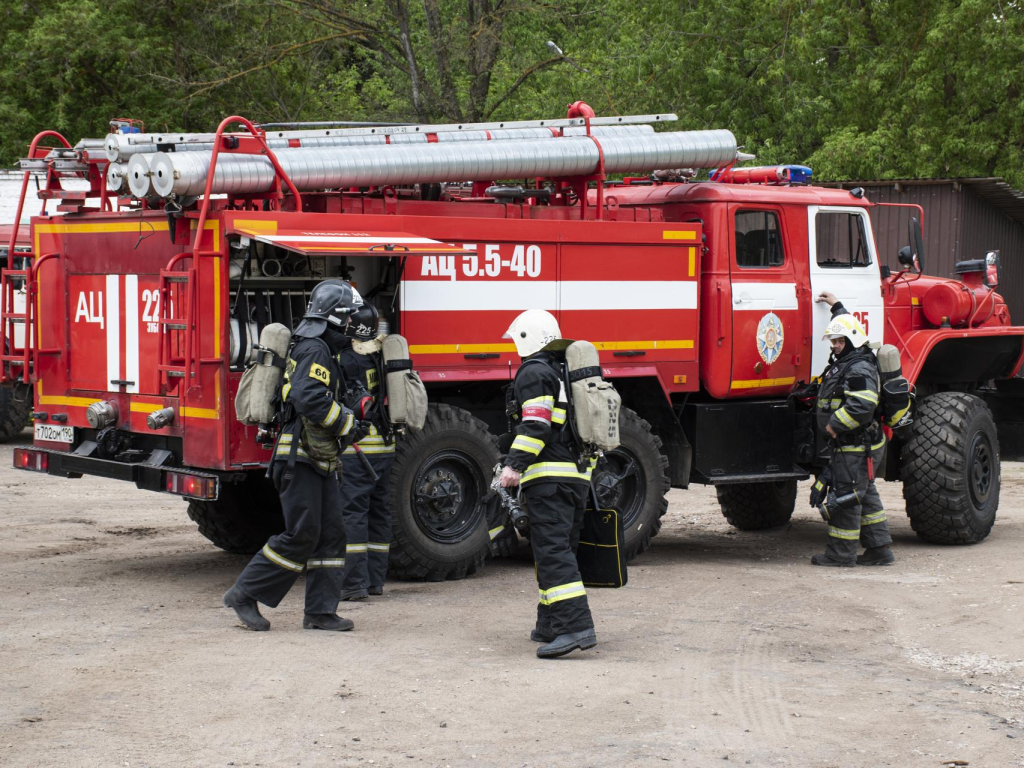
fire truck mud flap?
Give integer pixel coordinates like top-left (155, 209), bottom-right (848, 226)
top-left (389, 404), bottom-right (498, 581)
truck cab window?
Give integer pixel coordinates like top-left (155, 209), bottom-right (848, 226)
top-left (816, 211), bottom-right (870, 268)
top-left (735, 210), bottom-right (784, 268)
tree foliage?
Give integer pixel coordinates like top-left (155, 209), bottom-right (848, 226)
top-left (1, 0), bottom-right (1022, 187)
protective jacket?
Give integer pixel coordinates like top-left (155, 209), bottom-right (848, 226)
top-left (336, 342), bottom-right (394, 457)
top-left (505, 353), bottom-right (591, 486)
top-left (815, 303), bottom-right (882, 450)
top-left (275, 337), bottom-right (355, 474)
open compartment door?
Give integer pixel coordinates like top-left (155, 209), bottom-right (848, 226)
top-left (227, 226), bottom-right (474, 257)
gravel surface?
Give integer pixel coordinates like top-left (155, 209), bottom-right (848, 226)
top-left (1, 428), bottom-right (1022, 767)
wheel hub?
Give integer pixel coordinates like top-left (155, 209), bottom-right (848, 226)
top-left (411, 450), bottom-right (483, 543)
top-left (968, 433), bottom-right (993, 507)
top-left (417, 469), bottom-right (463, 518)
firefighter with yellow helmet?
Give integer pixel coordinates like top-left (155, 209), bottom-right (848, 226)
top-left (810, 292), bottom-right (895, 567)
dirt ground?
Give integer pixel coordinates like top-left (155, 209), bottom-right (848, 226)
top-left (1, 430), bottom-right (1023, 768)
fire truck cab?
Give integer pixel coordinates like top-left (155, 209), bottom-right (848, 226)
top-left (4, 112), bottom-right (1022, 580)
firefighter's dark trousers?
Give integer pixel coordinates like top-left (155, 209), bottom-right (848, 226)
top-left (338, 453), bottom-right (395, 592)
top-left (522, 481), bottom-right (595, 637)
top-left (233, 461), bottom-right (346, 614)
top-left (824, 440), bottom-right (893, 563)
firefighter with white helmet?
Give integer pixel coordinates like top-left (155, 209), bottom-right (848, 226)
top-left (810, 292), bottom-right (895, 567)
top-left (500, 309), bottom-right (597, 658)
top-left (223, 280), bottom-right (371, 631)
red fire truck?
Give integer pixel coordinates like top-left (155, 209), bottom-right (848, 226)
top-left (4, 109), bottom-right (1022, 580)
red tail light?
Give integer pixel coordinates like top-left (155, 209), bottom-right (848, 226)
top-left (13, 448), bottom-right (48, 472)
top-left (165, 471), bottom-right (218, 500)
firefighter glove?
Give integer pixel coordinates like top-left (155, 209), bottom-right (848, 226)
top-left (345, 419), bottom-right (373, 447)
top-left (809, 468), bottom-right (831, 508)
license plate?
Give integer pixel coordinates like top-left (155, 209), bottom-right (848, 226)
top-left (35, 423), bottom-right (74, 443)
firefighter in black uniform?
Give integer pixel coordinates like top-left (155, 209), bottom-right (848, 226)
top-left (810, 291), bottom-right (895, 567)
top-left (223, 280), bottom-right (370, 631)
top-left (335, 305), bottom-right (396, 601)
top-left (500, 309), bottom-right (597, 659)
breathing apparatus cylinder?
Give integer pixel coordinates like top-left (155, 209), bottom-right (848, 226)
top-left (565, 340), bottom-right (621, 452)
top-left (381, 334), bottom-right (428, 429)
top-left (234, 323), bottom-right (292, 426)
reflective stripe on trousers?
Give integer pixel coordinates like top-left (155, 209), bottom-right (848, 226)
top-left (861, 510), bottom-right (887, 526)
top-left (539, 580), bottom-right (587, 605)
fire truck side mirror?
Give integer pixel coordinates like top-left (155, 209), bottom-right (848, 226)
top-left (908, 217), bottom-right (925, 274)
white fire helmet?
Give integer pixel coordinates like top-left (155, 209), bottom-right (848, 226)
top-left (504, 309), bottom-right (565, 357)
top-left (822, 313), bottom-right (868, 348)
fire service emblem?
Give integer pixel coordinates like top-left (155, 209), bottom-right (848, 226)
top-left (756, 312), bottom-right (784, 365)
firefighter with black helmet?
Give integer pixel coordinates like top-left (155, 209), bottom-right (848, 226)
top-left (810, 291), bottom-right (895, 567)
top-left (334, 303), bottom-right (396, 601)
top-left (223, 280), bottom-right (371, 631)
top-left (500, 309), bottom-right (597, 659)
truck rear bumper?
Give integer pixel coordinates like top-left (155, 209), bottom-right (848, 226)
top-left (13, 446), bottom-right (219, 500)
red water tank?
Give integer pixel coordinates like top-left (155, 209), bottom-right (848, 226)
top-left (921, 280), bottom-right (996, 327)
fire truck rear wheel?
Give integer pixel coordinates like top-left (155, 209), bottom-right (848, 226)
top-left (592, 408), bottom-right (671, 560)
top-left (389, 404), bottom-right (498, 581)
top-left (186, 473), bottom-right (285, 554)
top-left (901, 392), bottom-right (999, 544)
top-left (0, 384), bottom-right (32, 442)
top-left (716, 479), bottom-right (798, 530)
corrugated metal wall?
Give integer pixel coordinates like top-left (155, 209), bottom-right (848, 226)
top-left (959, 189), bottom-right (1024, 323)
top-left (851, 183), bottom-right (1024, 323)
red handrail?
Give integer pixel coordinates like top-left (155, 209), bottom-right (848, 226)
top-left (190, 115), bottom-right (304, 257)
top-left (7, 130), bottom-right (72, 267)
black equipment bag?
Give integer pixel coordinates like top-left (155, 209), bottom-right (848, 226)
top-left (577, 486), bottom-right (627, 588)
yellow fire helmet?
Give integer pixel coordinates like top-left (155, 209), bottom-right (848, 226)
top-left (822, 313), bottom-right (868, 348)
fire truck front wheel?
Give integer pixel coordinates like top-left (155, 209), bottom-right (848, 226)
top-left (901, 392), bottom-right (999, 544)
top-left (186, 474), bottom-right (285, 554)
top-left (389, 404), bottom-right (498, 581)
top-left (716, 480), bottom-right (798, 530)
top-left (0, 383), bottom-right (32, 442)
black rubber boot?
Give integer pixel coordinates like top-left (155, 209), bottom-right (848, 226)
top-left (857, 546), bottom-right (895, 566)
top-left (223, 585), bottom-right (270, 631)
top-left (810, 553), bottom-right (856, 568)
top-left (339, 588), bottom-right (369, 601)
top-left (303, 613), bottom-right (355, 631)
top-left (530, 628), bottom-right (556, 643)
top-left (368, 586), bottom-right (383, 596)
top-left (536, 628), bottom-right (597, 659)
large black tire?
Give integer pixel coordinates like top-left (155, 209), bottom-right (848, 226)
top-left (389, 404), bottom-right (498, 580)
top-left (592, 408), bottom-right (670, 560)
top-left (0, 383), bottom-right (32, 442)
top-left (901, 392), bottom-right (999, 544)
top-left (186, 472), bottom-right (284, 554)
top-left (717, 479), bottom-right (798, 530)
top-left (0, 385), bottom-right (32, 444)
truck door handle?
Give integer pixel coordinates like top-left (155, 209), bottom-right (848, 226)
top-left (464, 353), bottom-right (499, 359)
top-left (613, 350), bottom-right (645, 357)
